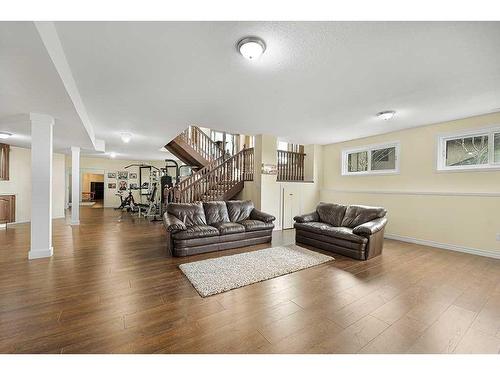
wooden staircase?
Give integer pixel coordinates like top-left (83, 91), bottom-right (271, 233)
top-left (165, 126), bottom-right (254, 203)
top-left (165, 126), bottom-right (224, 168)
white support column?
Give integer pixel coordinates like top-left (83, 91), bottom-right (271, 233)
top-left (29, 113), bottom-right (55, 260)
top-left (71, 146), bottom-right (80, 225)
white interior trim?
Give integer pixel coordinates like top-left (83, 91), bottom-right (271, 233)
top-left (28, 247), bottom-right (54, 260)
top-left (320, 188), bottom-right (500, 197)
top-left (1, 215), bottom-right (66, 227)
top-left (436, 125), bottom-right (500, 172)
top-left (341, 141), bottom-right (400, 176)
top-left (385, 234), bottom-right (500, 259)
top-left (34, 21), bottom-right (98, 150)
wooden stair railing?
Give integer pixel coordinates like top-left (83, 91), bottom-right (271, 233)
top-left (277, 150), bottom-right (305, 181)
top-left (175, 154), bottom-right (227, 195)
top-left (178, 125), bottom-right (224, 163)
top-left (169, 147), bottom-right (254, 203)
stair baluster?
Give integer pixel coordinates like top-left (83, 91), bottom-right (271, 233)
top-left (171, 147), bottom-right (254, 203)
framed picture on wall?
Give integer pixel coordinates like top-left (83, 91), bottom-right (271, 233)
top-left (117, 171), bottom-right (128, 180)
top-left (108, 183), bottom-right (116, 189)
top-left (261, 163), bottom-right (278, 175)
top-left (107, 172), bottom-right (116, 179)
top-left (118, 180), bottom-right (128, 191)
top-left (129, 172), bottom-right (138, 179)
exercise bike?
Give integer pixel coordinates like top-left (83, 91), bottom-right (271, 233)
top-left (115, 189), bottom-right (138, 212)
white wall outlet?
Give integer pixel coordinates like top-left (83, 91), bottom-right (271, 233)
top-left (497, 233), bottom-right (500, 242)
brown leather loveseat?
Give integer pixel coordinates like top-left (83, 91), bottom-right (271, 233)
top-left (164, 200), bottom-right (275, 257)
top-left (294, 202), bottom-right (387, 260)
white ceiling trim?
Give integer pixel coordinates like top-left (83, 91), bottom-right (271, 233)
top-left (34, 21), bottom-right (99, 150)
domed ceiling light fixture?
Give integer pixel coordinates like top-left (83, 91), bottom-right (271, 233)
top-left (120, 132), bottom-right (132, 143)
top-left (376, 110), bottom-right (396, 120)
top-left (237, 37), bottom-right (266, 60)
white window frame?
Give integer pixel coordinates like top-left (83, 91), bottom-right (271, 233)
top-left (341, 141), bottom-right (400, 176)
top-left (436, 126), bottom-right (500, 172)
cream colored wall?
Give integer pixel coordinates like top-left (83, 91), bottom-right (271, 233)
top-left (239, 181), bottom-right (260, 208)
top-left (0, 146), bottom-right (65, 223)
top-left (280, 144), bottom-right (322, 228)
top-left (72, 157), bottom-right (167, 208)
top-left (239, 139), bottom-right (322, 230)
top-left (321, 112), bottom-right (500, 254)
top-left (259, 135), bottom-right (282, 229)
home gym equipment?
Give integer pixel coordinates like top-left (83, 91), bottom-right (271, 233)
top-left (115, 189), bottom-right (137, 212)
top-left (120, 164), bottom-right (164, 220)
top-left (161, 159), bottom-right (197, 206)
top-left (140, 182), bottom-right (161, 220)
top-left (161, 159), bottom-right (178, 206)
top-left (113, 161), bottom-right (195, 221)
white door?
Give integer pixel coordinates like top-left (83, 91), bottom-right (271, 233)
top-left (282, 185), bottom-right (300, 229)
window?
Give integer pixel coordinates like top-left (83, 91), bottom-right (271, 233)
top-left (437, 127), bottom-right (500, 171)
top-left (342, 142), bottom-right (400, 175)
top-left (210, 130), bottom-right (238, 155)
top-left (277, 141), bottom-right (288, 151)
top-left (495, 133), bottom-right (500, 163)
top-left (347, 151), bottom-right (368, 172)
top-left (277, 141), bottom-right (302, 153)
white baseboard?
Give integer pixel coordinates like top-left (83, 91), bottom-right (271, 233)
top-left (385, 234), bottom-right (500, 259)
top-left (28, 247), bottom-right (54, 260)
top-left (6, 215), bottom-right (66, 226)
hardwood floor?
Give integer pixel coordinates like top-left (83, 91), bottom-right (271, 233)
top-left (1, 206), bottom-right (500, 354)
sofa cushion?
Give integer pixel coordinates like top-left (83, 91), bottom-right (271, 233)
top-left (211, 222), bottom-right (245, 235)
top-left (341, 205), bottom-right (387, 228)
top-left (239, 219), bottom-right (274, 232)
top-left (173, 236), bottom-right (221, 248)
top-left (226, 200), bottom-right (254, 222)
top-left (203, 201), bottom-right (230, 225)
top-left (296, 228), bottom-right (367, 250)
top-left (167, 202), bottom-right (207, 227)
top-left (316, 202), bottom-right (347, 227)
top-left (171, 225), bottom-right (219, 240)
top-left (294, 222), bottom-right (367, 244)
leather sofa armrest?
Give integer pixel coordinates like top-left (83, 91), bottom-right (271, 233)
top-left (294, 211), bottom-right (319, 223)
top-left (250, 208), bottom-right (275, 223)
top-left (163, 213), bottom-right (187, 233)
top-left (352, 217), bottom-right (387, 236)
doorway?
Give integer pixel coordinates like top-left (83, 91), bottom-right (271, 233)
top-left (90, 181), bottom-right (104, 200)
top-left (82, 171), bottom-right (105, 207)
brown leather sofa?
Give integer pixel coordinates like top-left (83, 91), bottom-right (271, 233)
top-left (294, 202), bottom-right (387, 260)
top-left (163, 200), bottom-right (275, 256)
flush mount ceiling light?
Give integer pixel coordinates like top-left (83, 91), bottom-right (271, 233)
top-left (109, 152), bottom-right (116, 158)
top-left (120, 132), bottom-right (132, 143)
top-left (0, 131), bottom-right (13, 139)
top-left (376, 110), bottom-right (396, 120)
top-left (237, 37), bottom-right (266, 60)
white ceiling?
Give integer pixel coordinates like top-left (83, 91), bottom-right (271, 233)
top-left (0, 22), bottom-right (94, 153)
top-left (2, 21), bottom-right (500, 160)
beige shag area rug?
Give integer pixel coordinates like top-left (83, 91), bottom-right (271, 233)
top-left (179, 246), bottom-right (334, 297)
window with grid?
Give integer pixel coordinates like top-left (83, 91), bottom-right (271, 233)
top-left (342, 142), bottom-right (399, 175)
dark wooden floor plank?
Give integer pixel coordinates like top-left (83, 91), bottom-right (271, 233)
top-left (1, 206), bottom-right (500, 353)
